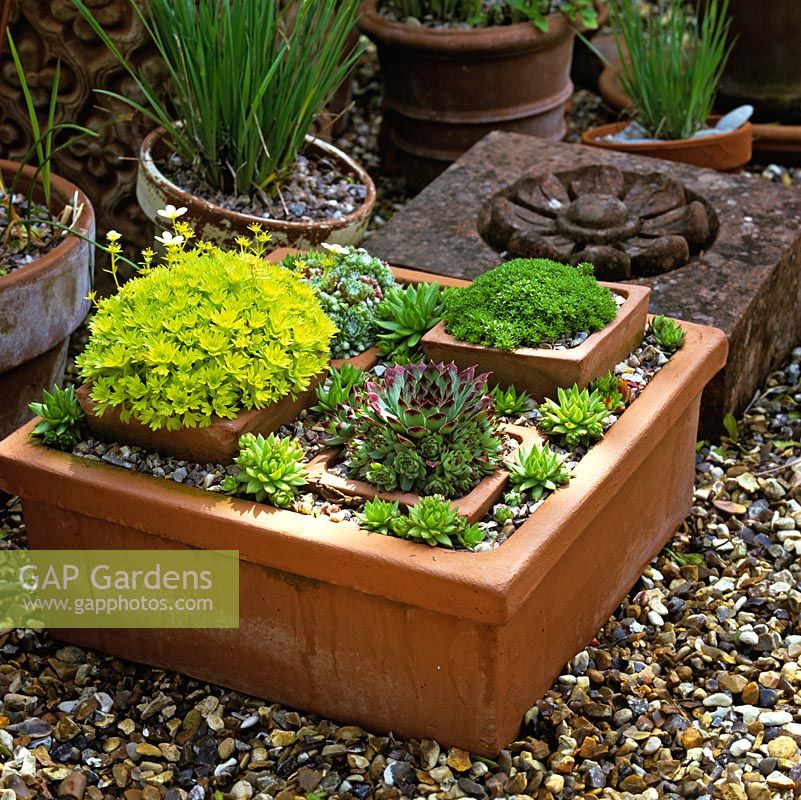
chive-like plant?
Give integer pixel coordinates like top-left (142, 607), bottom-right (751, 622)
top-left (608, 0), bottom-right (733, 140)
top-left (72, 0), bottom-right (362, 196)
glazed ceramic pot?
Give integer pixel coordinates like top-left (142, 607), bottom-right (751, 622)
top-left (0, 161), bottom-right (95, 441)
top-left (422, 283), bottom-right (651, 399)
top-left (0, 318), bottom-right (727, 755)
top-left (136, 129), bottom-right (376, 250)
top-left (359, 0), bottom-right (588, 188)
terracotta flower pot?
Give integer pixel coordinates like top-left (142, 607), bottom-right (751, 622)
top-left (359, 0), bottom-right (581, 189)
top-left (0, 161), bottom-right (94, 441)
top-left (136, 129), bottom-right (376, 250)
top-left (0, 319), bottom-right (727, 755)
top-left (421, 283), bottom-right (651, 399)
top-left (75, 380), bottom-right (322, 465)
top-left (599, 64), bottom-right (801, 166)
top-left (310, 424), bottom-right (542, 523)
top-left (581, 118), bottom-right (753, 173)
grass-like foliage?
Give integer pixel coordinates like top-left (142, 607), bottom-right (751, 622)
top-left (609, 0), bottom-right (732, 140)
top-left (29, 385), bottom-right (85, 451)
top-left (223, 433), bottom-right (306, 509)
top-left (649, 315), bottom-right (686, 352)
top-left (383, 0), bottom-right (597, 30)
top-left (443, 259), bottom-right (617, 350)
top-left (72, 0), bottom-right (362, 196)
top-left (507, 442), bottom-right (570, 500)
top-left (539, 385), bottom-right (609, 447)
top-left (339, 362), bottom-right (503, 499)
top-left (375, 282), bottom-right (448, 364)
top-left (76, 244), bottom-right (335, 431)
top-left (281, 246), bottom-right (395, 359)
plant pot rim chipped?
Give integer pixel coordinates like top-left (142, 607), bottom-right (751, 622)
top-left (0, 315), bottom-right (727, 754)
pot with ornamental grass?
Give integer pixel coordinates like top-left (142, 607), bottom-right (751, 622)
top-left (581, 0), bottom-right (752, 172)
top-left (359, 0), bottom-right (604, 189)
top-left (73, 0), bottom-right (375, 249)
top-left (0, 32), bottom-right (96, 441)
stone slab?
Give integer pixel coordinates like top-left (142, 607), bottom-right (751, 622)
top-left (366, 132), bottom-right (801, 434)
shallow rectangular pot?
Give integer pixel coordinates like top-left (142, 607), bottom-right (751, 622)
top-left (0, 320), bottom-right (726, 755)
top-left (421, 283), bottom-right (651, 399)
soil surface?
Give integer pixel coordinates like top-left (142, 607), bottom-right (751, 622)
top-left (160, 150), bottom-right (368, 224)
top-left (0, 196), bottom-right (61, 274)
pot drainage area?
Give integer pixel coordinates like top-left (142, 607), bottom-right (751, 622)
top-left (477, 164), bottom-right (719, 280)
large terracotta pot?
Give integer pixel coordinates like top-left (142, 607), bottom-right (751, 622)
top-left (0, 318), bottom-right (727, 755)
top-left (359, 0), bottom-right (580, 189)
top-left (422, 283), bottom-right (651, 399)
top-left (136, 129), bottom-right (376, 250)
top-left (581, 119), bottom-right (753, 173)
top-left (716, 0), bottom-right (801, 123)
top-left (0, 161), bottom-right (94, 440)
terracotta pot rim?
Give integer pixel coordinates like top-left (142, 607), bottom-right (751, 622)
top-left (139, 128), bottom-right (377, 236)
top-left (0, 160), bottom-right (94, 288)
top-left (581, 119), bottom-right (753, 151)
top-left (358, 0), bottom-right (575, 53)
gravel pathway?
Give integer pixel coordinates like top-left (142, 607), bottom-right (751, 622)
top-left (1, 347), bottom-right (799, 800)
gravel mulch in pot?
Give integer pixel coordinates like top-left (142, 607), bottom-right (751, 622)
top-left (1, 346), bottom-right (799, 799)
top-left (0, 196), bottom-right (63, 274)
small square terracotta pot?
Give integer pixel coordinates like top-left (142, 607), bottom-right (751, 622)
top-left (421, 283), bottom-right (651, 399)
top-left (308, 424), bottom-right (543, 523)
top-left (75, 381), bottom-right (321, 465)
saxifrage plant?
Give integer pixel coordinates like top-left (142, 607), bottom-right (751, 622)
top-left (29, 385), bottom-right (85, 451)
top-left (72, 0), bottom-right (362, 196)
top-left (539, 385), bottom-right (609, 447)
top-left (76, 227), bottom-right (335, 431)
top-left (650, 315), bottom-right (686, 352)
top-left (223, 433), bottom-right (307, 509)
top-left (508, 442), bottom-right (570, 500)
top-left (607, 0), bottom-right (732, 140)
top-left (281, 246), bottom-right (395, 359)
top-left (443, 259), bottom-right (617, 350)
top-left (383, 0), bottom-right (598, 31)
top-left (339, 362), bottom-right (503, 498)
top-left (375, 282), bottom-right (448, 364)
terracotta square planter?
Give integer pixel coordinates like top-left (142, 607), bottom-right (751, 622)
top-left (0, 320), bottom-right (726, 755)
top-left (421, 283), bottom-right (651, 399)
top-left (75, 381), bottom-right (321, 465)
top-left (310, 424), bottom-right (542, 523)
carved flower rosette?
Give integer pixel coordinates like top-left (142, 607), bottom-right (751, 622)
top-left (478, 164), bottom-right (719, 280)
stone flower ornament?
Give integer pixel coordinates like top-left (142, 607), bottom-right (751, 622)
top-left (478, 164), bottom-right (719, 280)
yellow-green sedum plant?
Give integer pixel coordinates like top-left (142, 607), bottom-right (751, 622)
top-left (76, 216), bottom-right (336, 431)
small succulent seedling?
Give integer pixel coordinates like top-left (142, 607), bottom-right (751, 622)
top-left (29, 385), bottom-right (85, 450)
top-left (313, 364), bottom-right (365, 414)
top-left (223, 433), bottom-right (307, 508)
top-left (491, 384), bottom-right (532, 417)
top-left (589, 373), bottom-right (630, 413)
top-left (374, 282), bottom-right (447, 363)
top-left (538, 385), bottom-right (609, 447)
top-left (650, 315), bottom-right (686, 352)
top-left (393, 495), bottom-right (485, 550)
top-left (356, 498), bottom-right (400, 534)
top-left (507, 442), bottom-right (570, 501)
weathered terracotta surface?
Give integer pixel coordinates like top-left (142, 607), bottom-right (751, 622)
top-left (0, 162), bottom-right (95, 373)
top-left (581, 120), bottom-right (753, 173)
top-left (137, 129), bottom-right (375, 250)
top-left (0, 339), bottom-right (68, 443)
top-left (0, 321), bottom-right (727, 755)
top-left (422, 284), bottom-right (650, 398)
top-left (313, 424), bottom-right (542, 523)
top-left (329, 347), bottom-right (379, 372)
top-left (358, 0), bottom-right (578, 188)
top-left (478, 164), bottom-right (719, 280)
top-left (76, 381), bottom-right (320, 465)
top-left (365, 132), bottom-right (801, 433)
